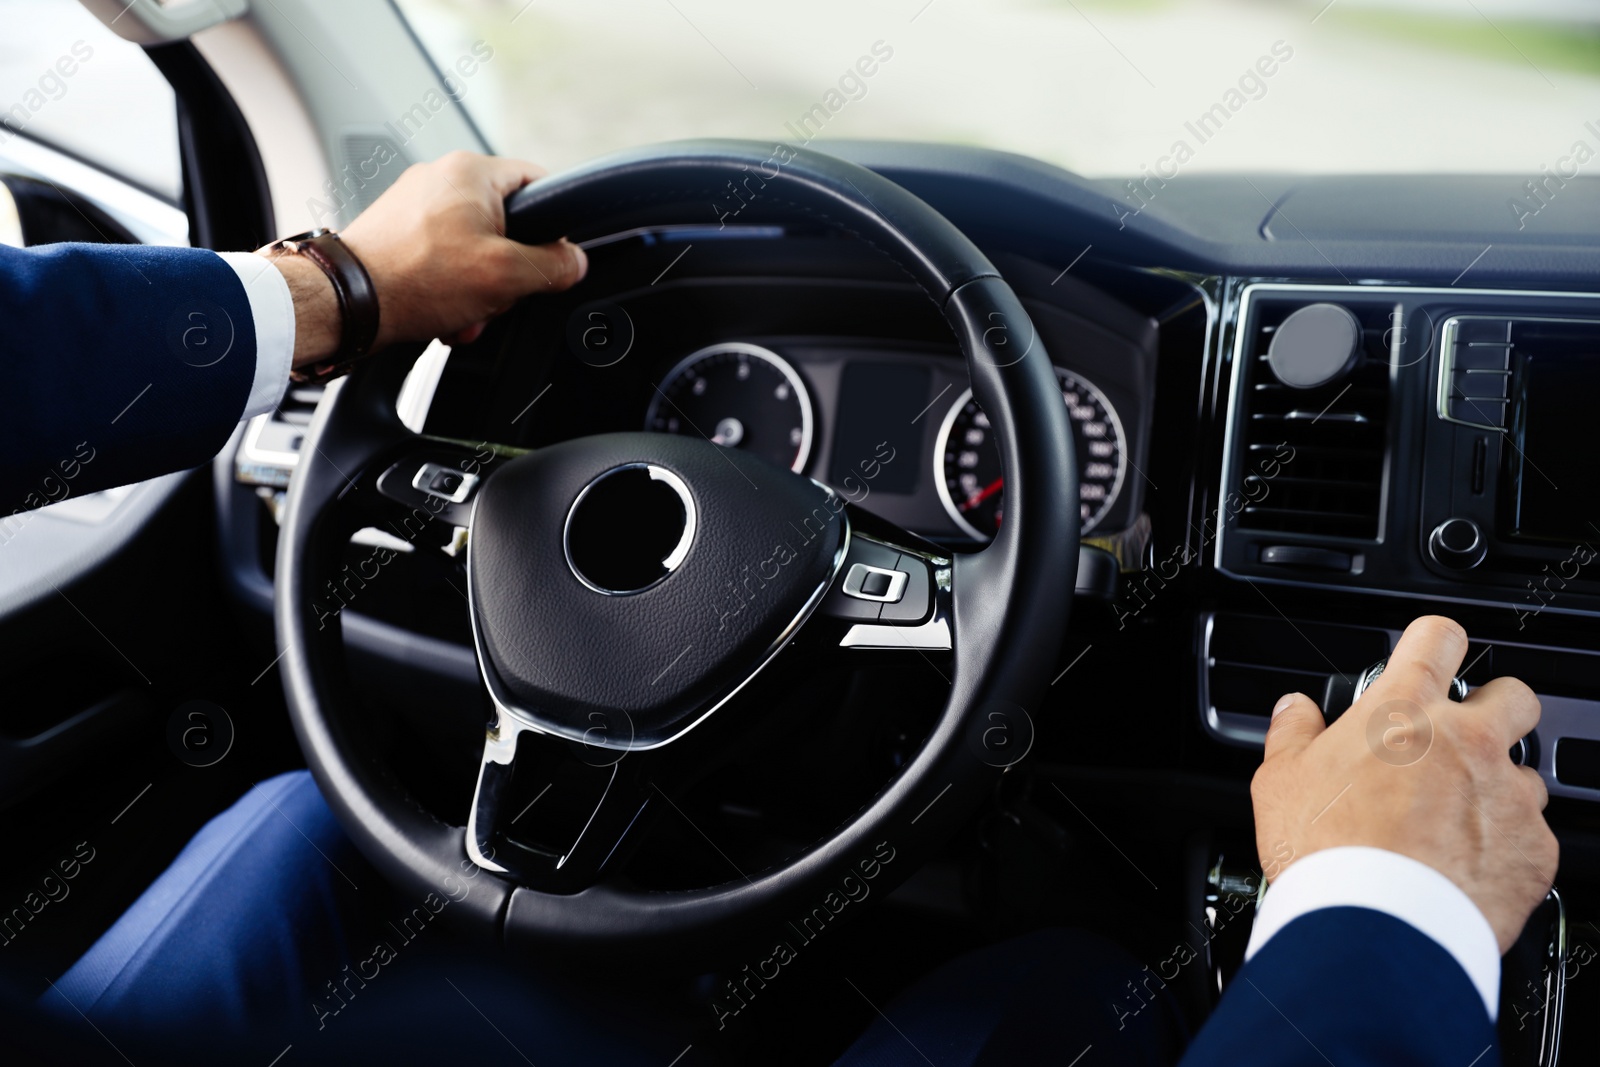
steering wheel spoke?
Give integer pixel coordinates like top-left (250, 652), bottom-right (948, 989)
top-left (796, 507), bottom-right (954, 657)
top-left (304, 434), bottom-right (522, 566)
top-left (361, 436), bottom-right (514, 524)
top-left (467, 706), bottom-right (673, 892)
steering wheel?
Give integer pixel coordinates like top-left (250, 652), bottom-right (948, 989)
top-left (276, 140), bottom-right (1079, 964)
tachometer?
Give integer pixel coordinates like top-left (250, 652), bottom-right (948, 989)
top-left (644, 342), bottom-right (814, 473)
top-left (935, 367), bottom-right (1126, 539)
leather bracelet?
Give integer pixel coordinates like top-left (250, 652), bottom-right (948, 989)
top-left (270, 229), bottom-right (382, 385)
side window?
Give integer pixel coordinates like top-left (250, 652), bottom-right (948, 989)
top-left (0, 0), bottom-right (180, 202)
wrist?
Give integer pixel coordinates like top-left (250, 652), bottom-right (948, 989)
top-left (258, 248), bottom-right (341, 368)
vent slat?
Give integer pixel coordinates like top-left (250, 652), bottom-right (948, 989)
top-left (1209, 659), bottom-right (1330, 680)
top-left (1243, 474), bottom-right (1376, 492)
top-left (1234, 301), bottom-right (1388, 540)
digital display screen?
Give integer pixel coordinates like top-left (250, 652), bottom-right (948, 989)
top-left (829, 361), bottom-right (929, 495)
top-left (1511, 349), bottom-right (1600, 543)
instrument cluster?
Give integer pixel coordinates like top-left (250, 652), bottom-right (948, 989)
top-left (641, 340), bottom-right (1138, 544)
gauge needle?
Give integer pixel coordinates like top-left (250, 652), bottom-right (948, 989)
top-left (961, 477), bottom-right (1003, 511)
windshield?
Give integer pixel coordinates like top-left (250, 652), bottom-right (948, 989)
top-left (394, 0), bottom-right (1600, 178)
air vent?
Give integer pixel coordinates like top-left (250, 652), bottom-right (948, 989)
top-left (235, 384), bottom-right (326, 488)
top-left (1201, 613), bottom-right (1389, 746)
top-left (1233, 301), bottom-right (1391, 540)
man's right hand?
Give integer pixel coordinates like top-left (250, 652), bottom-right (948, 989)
top-left (1251, 615), bottom-right (1557, 953)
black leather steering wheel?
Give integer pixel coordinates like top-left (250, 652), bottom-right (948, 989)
top-left (276, 139), bottom-right (1078, 964)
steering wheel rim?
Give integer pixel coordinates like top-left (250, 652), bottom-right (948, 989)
top-left (276, 138), bottom-right (1079, 964)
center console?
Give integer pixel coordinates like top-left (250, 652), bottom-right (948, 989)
top-left (1217, 283), bottom-right (1600, 612)
top-left (1206, 283), bottom-right (1600, 807)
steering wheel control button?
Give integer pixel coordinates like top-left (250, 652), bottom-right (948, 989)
top-left (822, 538), bottom-right (902, 620)
top-left (880, 554), bottom-right (931, 624)
top-left (842, 563), bottom-right (907, 603)
top-left (412, 461), bottom-right (479, 504)
top-left (564, 464), bottom-right (695, 595)
top-left (1428, 517), bottom-right (1487, 570)
top-left (1267, 302), bottom-right (1362, 389)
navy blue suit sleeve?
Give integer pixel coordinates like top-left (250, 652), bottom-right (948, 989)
top-left (1180, 907), bottom-right (1499, 1066)
top-left (0, 242), bottom-right (257, 514)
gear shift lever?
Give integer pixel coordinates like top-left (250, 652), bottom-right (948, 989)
top-left (1322, 658), bottom-right (1529, 765)
top-left (1321, 658), bottom-right (1468, 725)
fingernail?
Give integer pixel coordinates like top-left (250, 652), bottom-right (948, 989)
top-left (1272, 694), bottom-right (1297, 718)
top-left (569, 240), bottom-right (589, 281)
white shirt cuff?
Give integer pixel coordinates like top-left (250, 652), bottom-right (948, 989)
top-left (1246, 846), bottom-right (1500, 1021)
top-left (216, 251), bottom-right (294, 419)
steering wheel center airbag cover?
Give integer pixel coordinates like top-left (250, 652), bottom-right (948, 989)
top-left (468, 432), bottom-right (845, 747)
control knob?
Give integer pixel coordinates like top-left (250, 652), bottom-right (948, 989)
top-left (1428, 517), bottom-right (1486, 570)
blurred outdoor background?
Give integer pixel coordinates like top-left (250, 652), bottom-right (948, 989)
top-left (5, 0), bottom-right (1600, 203)
top-left (394, 0), bottom-right (1600, 177)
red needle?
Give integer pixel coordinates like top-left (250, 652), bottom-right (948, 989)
top-left (961, 477), bottom-right (1004, 511)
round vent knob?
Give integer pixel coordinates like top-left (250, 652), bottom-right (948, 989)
top-left (1267, 303), bottom-right (1363, 389)
top-left (1428, 517), bottom-right (1486, 570)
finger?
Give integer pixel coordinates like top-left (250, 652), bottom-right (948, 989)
top-left (501, 237), bottom-right (588, 293)
top-left (1262, 692), bottom-right (1326, 764)
top-left (1372, 615), bottom-right (1469, 704)
top-left (1461, 675), bottom-right (1542, 748)
top-left (1517, 764), bottom-right (1550, 812)
top-left (478, 154), bottom-right (548, 199)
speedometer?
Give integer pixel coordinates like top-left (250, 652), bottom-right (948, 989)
top-left (934, 367), bottom-right (1126, 540)
top-left (644, 342), bottom-right (814, 473)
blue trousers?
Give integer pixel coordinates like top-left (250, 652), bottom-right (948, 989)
top-left (39, 772), bottom-right (1182, 1065)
